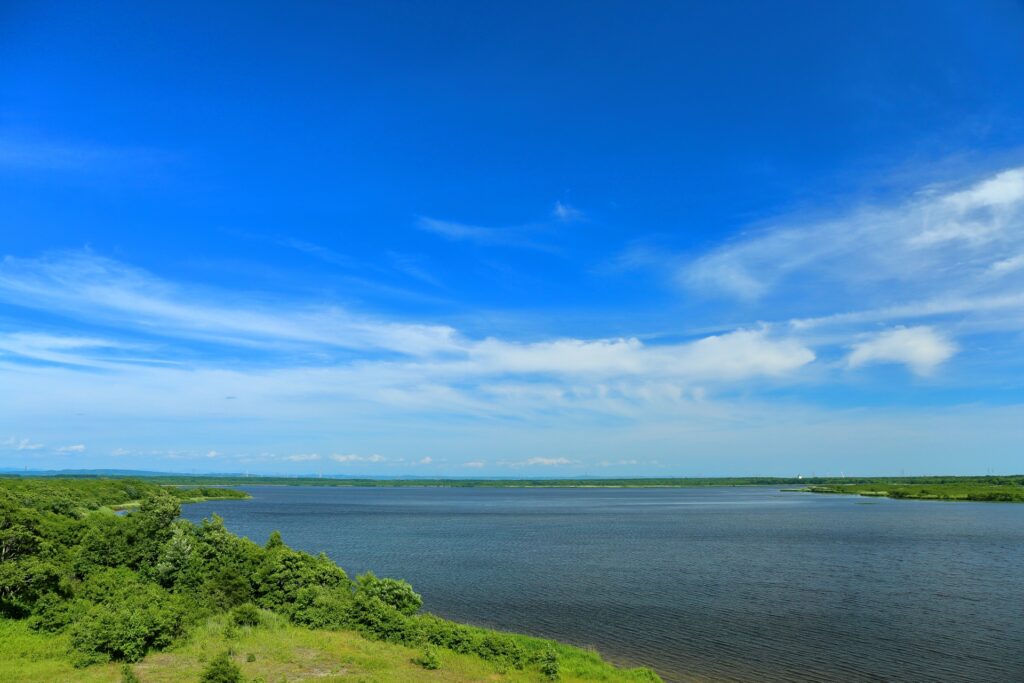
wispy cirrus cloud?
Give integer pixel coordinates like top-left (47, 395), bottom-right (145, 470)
top-left (0, 252), bottom-right (460, 357)
top-left (416, 201), bottom-right (584, 251)
top-left (0, 251), bottom-right (817, 383)
top-left (0, 134), bottom-right (176, 175)
top-left (552, 201), bottom-right (584, 222)
top-left (3, 437), bottom-right (44, 451)
top-left (416, 217), bottom-right (555, 251)
top-left (678, 167), bottom-right (1024, 322)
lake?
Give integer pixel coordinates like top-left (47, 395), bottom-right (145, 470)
top-left (182, 486), bottom-right (1024, 682)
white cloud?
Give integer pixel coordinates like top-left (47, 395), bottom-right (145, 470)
top-left (57, 444), bottom-right (86, 453)
top-left (285, 453), bottom-right (321, 462)
top-left (524, 457), bottom-right (572, 466)
top-left (942, 168), bottom-right (1024, 212)
top-left (847, 326), bottom-right (958, 375)
top-left (111, 448), bottom-right (131, 456)
top-left (463, 460), bottom-right (485, 468)
top-left (465, 329), bottom-right (814, 380)
top-left (417, 457), bottom-right (433, 465)
top-left (677, 166), bottom-right (1024, 327)
top-left (331, 453), bottom-right (385, 463)
top-left (206, 450), bottom-right (220, 458)
top-left (0, 252), bottom-right (460, 357)
top-left (0, 333), bottom-right (133, 368)
top-left (3, 437), bottom-right (44, 451)
top-left (988, 253), bottom-right (1024, 277)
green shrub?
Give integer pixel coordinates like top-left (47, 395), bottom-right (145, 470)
top-left (230, 602), bottom-right (262, 627)
top-left (413, 644), bottom-right (441, 670)
top-left (289, 586), bottom-right (351, 629)
top-left (200, 651), bottom-right (242, 683)
top-left (355, 572), bottom-right (422, 616)
top-left (68, 570), bottom-right (186, 664)
top-left (120, 664), bottom-right (141, 683)
top-left (537, 648), bottom-right (560, 680)
top-left (347, 592), bottom-right (413, 643)
top-left (254, 548), bottom-right (349, 611)
top-left (28, 593), bottom-right (87, 633)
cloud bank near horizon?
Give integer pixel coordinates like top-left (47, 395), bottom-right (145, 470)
top-left (1, 165), bottom-right (1023, 474)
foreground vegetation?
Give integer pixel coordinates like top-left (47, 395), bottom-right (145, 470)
top-left (800, 479), bottom-right (1024, 502)
top-left (0, 477), bottom-right (660, 682)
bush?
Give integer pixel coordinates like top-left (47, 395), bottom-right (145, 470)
top-left (230, 602), bottom-right (262, 627)
top-left (254, 548), bottom-right (349, 611)
top-left (200, 652), bottom-right (242, 683)
top-left (120, 664), bottom-right (141, 683)
top-left (68, 570), bottom-right (186, 664)
top-left (355, 573), bottom-right (422, 616)
top-left (538, 648), bottom-right (560, 680)
top-left (289, 586), bottom-right (351, 629)
top-left (413, 644), bottom-right (441, 670)
top-left (28, 593), bottom-right (87, 633)
top-left (347, 592), bottom-right (414, 643)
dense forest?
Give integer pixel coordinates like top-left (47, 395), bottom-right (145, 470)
top-left (0, 477), bottom-right (660, 682)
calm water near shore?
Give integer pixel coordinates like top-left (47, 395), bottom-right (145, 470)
top-left (182, 486), bottom-right (1024, 682)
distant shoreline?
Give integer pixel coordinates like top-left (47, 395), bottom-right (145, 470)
top-left (6, 472), bottom-right (1021, 496)
top-left (796, 482), bottom-right (1024, 503)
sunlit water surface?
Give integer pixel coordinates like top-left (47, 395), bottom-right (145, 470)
top-left (183, 486), bottom-right (1024, 682)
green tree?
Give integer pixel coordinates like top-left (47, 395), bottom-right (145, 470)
top-left (200, 651), bottom-right (242, 683)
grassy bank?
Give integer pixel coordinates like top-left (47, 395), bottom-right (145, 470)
top-left (799, 481), bottom-right (1024, 502)
top-left (0, 611), bottom-right (655, 683)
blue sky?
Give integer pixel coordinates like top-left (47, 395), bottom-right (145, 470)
top-left (2, 1), bottom-right (1024, 475)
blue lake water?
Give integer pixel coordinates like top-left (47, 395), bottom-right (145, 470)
top-left (182, 486), bottom-right (1024, 682)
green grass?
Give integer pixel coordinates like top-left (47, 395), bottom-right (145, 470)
top-left (0, 612), bottom-right (660, 683)
top-left (800, 482), bottom-right (1024, 502)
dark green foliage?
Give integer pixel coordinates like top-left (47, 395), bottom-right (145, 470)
top-left (347, 591), bottom-right (414, 642)
top-left (0, 556), bottom-right (64, 617)
top-left (289, 585), bottom-right (352, 629)
top-left (69, 569), bottom-right (186, 664)
top-left (200, 652), bottom-right (243, 683)
top-left (413, 644), bottom-right (441, 670)
top-left (355, 572), bottom-right (422, 616)
top-left (253, 545), bottom-right (349, 612)
top-left (28, 593), bottom-right (88, 632)
top-left (230, 602), bottom-right (262, 627)
top-left (246, 652), bottom-right (256, 663)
